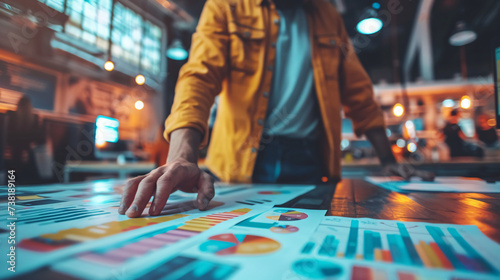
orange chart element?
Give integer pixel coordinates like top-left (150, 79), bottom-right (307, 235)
top-left (200, 233), bottom-right (281, 255)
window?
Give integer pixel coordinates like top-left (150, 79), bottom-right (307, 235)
top-left (111, 2), bottom-right (142, 66)
top-left (38, 0), bottom-right (65, 12)
top-left (38, 0), bottom-right (163, 75)
top-left (64, 0), bottom-right (112, 50)
top-left (141, 21), bottom-right (162, 75)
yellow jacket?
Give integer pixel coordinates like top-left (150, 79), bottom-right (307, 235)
top-left (165, 0), bottom-right (385, 182)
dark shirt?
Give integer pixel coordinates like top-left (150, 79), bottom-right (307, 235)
top-left (476, 127), bottom-right (498, 146)
top-left (443, 123), bottom-right (465, 155)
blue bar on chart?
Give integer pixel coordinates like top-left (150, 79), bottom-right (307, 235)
top-left (397, 223), bottom-right (423, 266)
top-left (344, 220), bottom-right (359, 258)
top-left (387, 234), bottom-right (411, 265)
top-left (318, 235), bottom-right (339, 257)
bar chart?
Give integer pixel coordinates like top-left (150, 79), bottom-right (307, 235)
top-left (300, 218), bottom-right (499, 276)
top-left (57, 208), bottom-right (252, 269)
top-left (18, 214), bottom-right (188, 252)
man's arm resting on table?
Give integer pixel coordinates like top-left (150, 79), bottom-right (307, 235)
top-left (119, 128), bottom-right (215, 218)
top-left (365, 127), bottom-right (435, 181)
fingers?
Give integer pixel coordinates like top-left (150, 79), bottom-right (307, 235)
top-left (149, 171), bottom-right (179, 216)
top-left (125, 171), bottom-right (163, 218)
top-left (196, 172), bottom-right (215, 211)
top-left (119, 175), bottom-right (146, 214)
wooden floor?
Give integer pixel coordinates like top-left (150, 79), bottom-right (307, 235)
top-left (329, 179), bottom-right (500, 243)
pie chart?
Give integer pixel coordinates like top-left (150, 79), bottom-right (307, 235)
top-left (199, 233), bottom-right (281, 255)
top-left (266, 210), bottom-right (308, 221)
top-left (270, 225), bottom-right (299, 233)
top-left (292, 258), bottom-right (344, 279)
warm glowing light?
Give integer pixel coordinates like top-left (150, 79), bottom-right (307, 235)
top-left (487, 119), bottom-right (496, 127)
top-left (460, 96), bottom-right (471, 109)
top-left (104, 61), bottom-right (114, 71)
top-left (321, 177), bottom-right (328, 183)
top-left (135, 100), bottom-right (144, 110)
top-left (407, 142), bottom-right (417, 153)
top-left (135, 74), bottom-right (145, 85)
top-left (393, 103), bottom-right (404, 117)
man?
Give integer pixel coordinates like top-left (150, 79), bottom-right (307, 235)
top-left (442, 109), bottom-right (483, 157)
top-left (119, 0), bottom-right (433, 218)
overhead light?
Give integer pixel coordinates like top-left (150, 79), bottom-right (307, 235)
top-left (393, 103), bottom-right (404, 117)
top-left (104, 60), bottom-right (114, 71)
top-left (407, 142), bottom-right (417, 153)
top-left (396, 139), bottom-right (406, 148)
top-left (460, 96), bottom-right (471, 109)
top-left (135, 74), bottom-right (145, 85)
top-left (357, 18), bottom-right (383, 35)
top-left (372, 2), bottom-right (381, 9)
top-left (442, 99), bottom-right (455, 108)
top-left (449, 21), bottom-right (477, 47)
top-left (167, 39), bottom-right (188, 60)
top-left (135, 100), bottom-right (144, 110)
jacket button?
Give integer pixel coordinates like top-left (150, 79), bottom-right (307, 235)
top-left (257, 119), bottom-right (264, 126)
top-left (274, 19), bottom-right (280, 25)
top-left (271, 42), bottom-right (276, 48)
top-left (251, 148), bottom-right (257, 153)
top-left (263, 91), bottom-right (269, 98)
top-left (244, 31), bottom-right (251, 38)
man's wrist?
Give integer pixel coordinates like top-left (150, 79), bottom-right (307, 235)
top-left (166, 128), bottom-right (202, 164)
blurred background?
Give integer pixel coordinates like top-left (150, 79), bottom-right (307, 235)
top-left (0, 0), bottom-right (499, 184)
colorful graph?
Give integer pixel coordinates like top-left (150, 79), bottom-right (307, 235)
top-left (16, 207), bottom-right (110, 225)
top-left (75, 208), bottom-right (251, 267)
top-left (258, 191), bottom-right (290, 195)
top-left (18, 214), bottom-right (187, 252)
top-left (266, 210), bottom-right (308, 221)
top-left (199, 234), bottom-right (281, 255)
top-left (292, 258), bottom-right (344, 279)
top-left (139, 255), bottom-right (239, 280)
top-left (303, 220), bottom-right (498, 275)
top-left (270, 225), bottom-right (299, 234)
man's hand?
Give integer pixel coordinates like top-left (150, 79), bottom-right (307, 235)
top-left (383, 163), bottom-right (435, 182)
top-left (118, 128), bottom-right (214, 218)
top-left (118, 160), bottom-right (215, 218)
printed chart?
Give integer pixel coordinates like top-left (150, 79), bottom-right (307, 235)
top-left (199, 233), bottom-right (281, 255)
top-left (294, 216), bottom-right (500, 280)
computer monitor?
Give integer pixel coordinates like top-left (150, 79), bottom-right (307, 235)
top-left (95, 115), bottom-right (119, 145)
top-left (495, 41), bottom-right (500, 129)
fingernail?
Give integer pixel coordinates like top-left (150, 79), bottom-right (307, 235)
top-left (126, 205), bottom-right (138, 215)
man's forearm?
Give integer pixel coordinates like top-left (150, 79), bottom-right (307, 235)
top-left (365, 127), bottom-right (397, 166)
top-left (166, 128), bottom-right (202, 164)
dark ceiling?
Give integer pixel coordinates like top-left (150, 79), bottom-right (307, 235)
top-left (170, 0), bottom-right (500, 83)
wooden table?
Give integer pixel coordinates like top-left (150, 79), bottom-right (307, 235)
top-left (329, 179), bottom-right (500, 243)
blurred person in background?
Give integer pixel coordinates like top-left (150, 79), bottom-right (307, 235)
top-left (442, 109), bottom-right (484, 158)
top-left (476, 114), bottom-right (498, 148)
top-left (120, 0), bottom-right (434, 218)
top-left (5, 96), bottom-right (45, 184)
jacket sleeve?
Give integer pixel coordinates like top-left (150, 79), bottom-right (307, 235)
top-left (335, 11), bottom-right (386, 137)
top-left (164, 0), bottom-right (229, 147)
